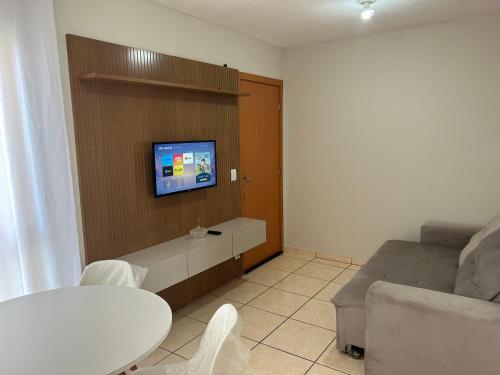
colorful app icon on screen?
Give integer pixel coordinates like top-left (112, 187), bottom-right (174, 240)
top-left (162, 166), bottom-right (173, 177)
top-left (196, 173), bottom-right (211, 183)
top-left (162, 154), bottom-right (173, 166)
top-left (183, 153), bottom-right (194, 164)
top-left (174, 154), bottom-right (183, 165)
top-left (174, 165), bottom-right (184, 176)
top-left (195, 152), bottom-right (211, 174)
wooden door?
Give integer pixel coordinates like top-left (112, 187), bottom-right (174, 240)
top-left (239, 72), bottom-right (283, 271)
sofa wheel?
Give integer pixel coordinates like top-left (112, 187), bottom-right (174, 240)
top-left (345, 345), bottom-right (364, 359)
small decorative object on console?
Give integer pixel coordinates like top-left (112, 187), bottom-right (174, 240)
top-left (190, 217), bottom-right (208, 239)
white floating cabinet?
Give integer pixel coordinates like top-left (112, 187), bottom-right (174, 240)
top-left (118, 217), bottom-right (266, 293)
top-left (233, 220), bottom-right (266, 256)
top-left (142, 252), bottom-right (188, 293)
top-left (188, 234), bottom-right (233, 277)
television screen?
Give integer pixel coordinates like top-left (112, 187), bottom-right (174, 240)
top-left (153, 141), bottom-right (217, 197)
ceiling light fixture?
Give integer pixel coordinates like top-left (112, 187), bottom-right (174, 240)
top-left (358, 0), bottom-right (375, 20)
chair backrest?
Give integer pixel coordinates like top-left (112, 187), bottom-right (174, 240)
top-left (192, 303), bottom-right (248, 375)
top-left (79, 260), bottom-right (147, 288)
top-left (133, 304), bottom-right (248, 375)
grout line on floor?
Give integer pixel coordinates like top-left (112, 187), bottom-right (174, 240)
top-left (147, 348), bottom-right (172, 367)
top-left (255, 292), bottom-right (314, 343)
top-left (318, 361), bottom-right (357, 374)
top-left (312, 336), bottom-right (337, 364)
top-left (160, 254), bottom-right (360, 374)
top-left (172, 332), bottom-right (204, 360)
top-left (176, 257), bottom-right (347, 322)
top-left (287, 317), bottom-right (337, 333)
top-left (312, 280), bottom-right (344, 300)
top-left (303, 362), bottom-right (316, 375)
top-left (258, 324), bottom-right (337, 364)
top-left (306, 362), bottom-right (351, 375)
top-left (259, 342), bottom-right (319, 364)
top-left (271, 285), bottom-right (326, 299)
top-left (250, 255), bottom-right (357, 374)
top-left (207, 279), bottom-right (272, 304)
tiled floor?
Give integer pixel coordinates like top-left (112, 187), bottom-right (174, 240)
top-left (138, 249), bottom-right (364, 375)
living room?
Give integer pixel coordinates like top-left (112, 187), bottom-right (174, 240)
top-left (1, 1), bottom-right (500, 374)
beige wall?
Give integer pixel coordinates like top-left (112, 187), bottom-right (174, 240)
top-left (54, 0), bottom-right (284, 80)
top-left (53, 0), bottom-right (284, 263)
top-left (283, 16), bottom-right (500, 260)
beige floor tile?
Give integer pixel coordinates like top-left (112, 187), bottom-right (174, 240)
top-left (263, 319), bottom-right (336, 361)
top-left (174, 333), bottom-right (257, 360)
top-left (283, 247), bottom-right (316, 260)
top-left (291, 298), bottom-right (336, 331)
top-left (159, 313), bottom-right (207, 351)
top-left (241, 336), bottom-right (259, 351)
top-left (333, 269), bottom-right (357, 285)
top-left (175, 334), bottom-right (202, 359)
top-left (316, 252), bottom-right (351, 264)
top-left (242, 267), bottom-right (290, 287)
top-left (295, 262), bottom-right (344, 281)
top-left (244, 344), bottom-right (313, 375)
top-left (265, 255), bottom-right (309, 272)
top-left (314, 282), bottom-right (344, 302)
top-left (248, 288), bottom-right (309, 317)
top-left (274, 274), bottom-right (329, 297)
top-left (318, 340), bottom-right (364, 375)
top-left (312, 258), bottom-right (350, 268)
top-left (136, 347), bottom-right (170, 368)
top-left (307, 364), bottom-right (346, 375)
top-left (238, 305), bottom-right (287, 341)
top-left (348, 264), bottom-right (361, 271)
top-left (155, 353), bottom-right (187, 365)
top-left (177, 295), bottom-right (243, 323)
top-left (211, 279), bottom-right (269, 304)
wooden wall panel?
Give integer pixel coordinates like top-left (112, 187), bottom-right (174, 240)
top-left (66, 35), bottom-right (241, 264)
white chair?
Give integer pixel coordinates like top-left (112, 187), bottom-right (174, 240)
top-left (134, 304), bottom-right (249, 375)
top-left (80, 260), bottom-right (150, 375)
top-left (79, 259), bottom-right (148, 288)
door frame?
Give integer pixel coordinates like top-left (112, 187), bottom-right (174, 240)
top-left (239, 72), bottom-right (284, 268)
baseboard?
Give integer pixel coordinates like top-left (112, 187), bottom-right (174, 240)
top-left (283, 245), bottom-right (366, 266)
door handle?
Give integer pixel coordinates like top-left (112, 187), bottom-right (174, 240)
top-left (242, 176), bottom-right (252, 182)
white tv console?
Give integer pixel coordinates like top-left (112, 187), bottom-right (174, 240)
top-left (118, 218), bottom-right (266, 293)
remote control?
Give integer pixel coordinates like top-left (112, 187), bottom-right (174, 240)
top-left (207, 230), bottom-right (222, 235)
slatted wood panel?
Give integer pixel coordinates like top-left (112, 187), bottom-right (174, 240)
top-left (66, 35), bottom-right (241, 264)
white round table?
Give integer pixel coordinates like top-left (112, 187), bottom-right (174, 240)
top-left (0, 286), bottom-right (172, 375)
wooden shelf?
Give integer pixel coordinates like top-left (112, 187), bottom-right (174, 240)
top-left (80, 73), bottom-right (250, 97)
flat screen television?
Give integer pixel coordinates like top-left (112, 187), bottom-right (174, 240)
top-left (153, 140), bottom-right (217, 197)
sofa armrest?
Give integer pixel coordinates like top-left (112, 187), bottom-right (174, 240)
top-left (365, 281), bottom-right (500, 375)
top-left (420, 220), bottom-right (480, 248)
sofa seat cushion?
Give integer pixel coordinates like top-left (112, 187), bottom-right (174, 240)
top-left (332, 240), bottom-right (460, 308)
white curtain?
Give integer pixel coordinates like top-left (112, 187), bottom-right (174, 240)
top-left (0, 0), bottom-right (81, 301)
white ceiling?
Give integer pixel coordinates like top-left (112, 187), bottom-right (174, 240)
top-left (151, 0), bottom-right (500, 48)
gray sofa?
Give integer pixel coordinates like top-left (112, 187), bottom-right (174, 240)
top-left (332, 220), bottom-right (500, 374)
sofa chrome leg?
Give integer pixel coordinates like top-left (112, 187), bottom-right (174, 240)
top-left (345, 344), bottom-right (364, 359)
